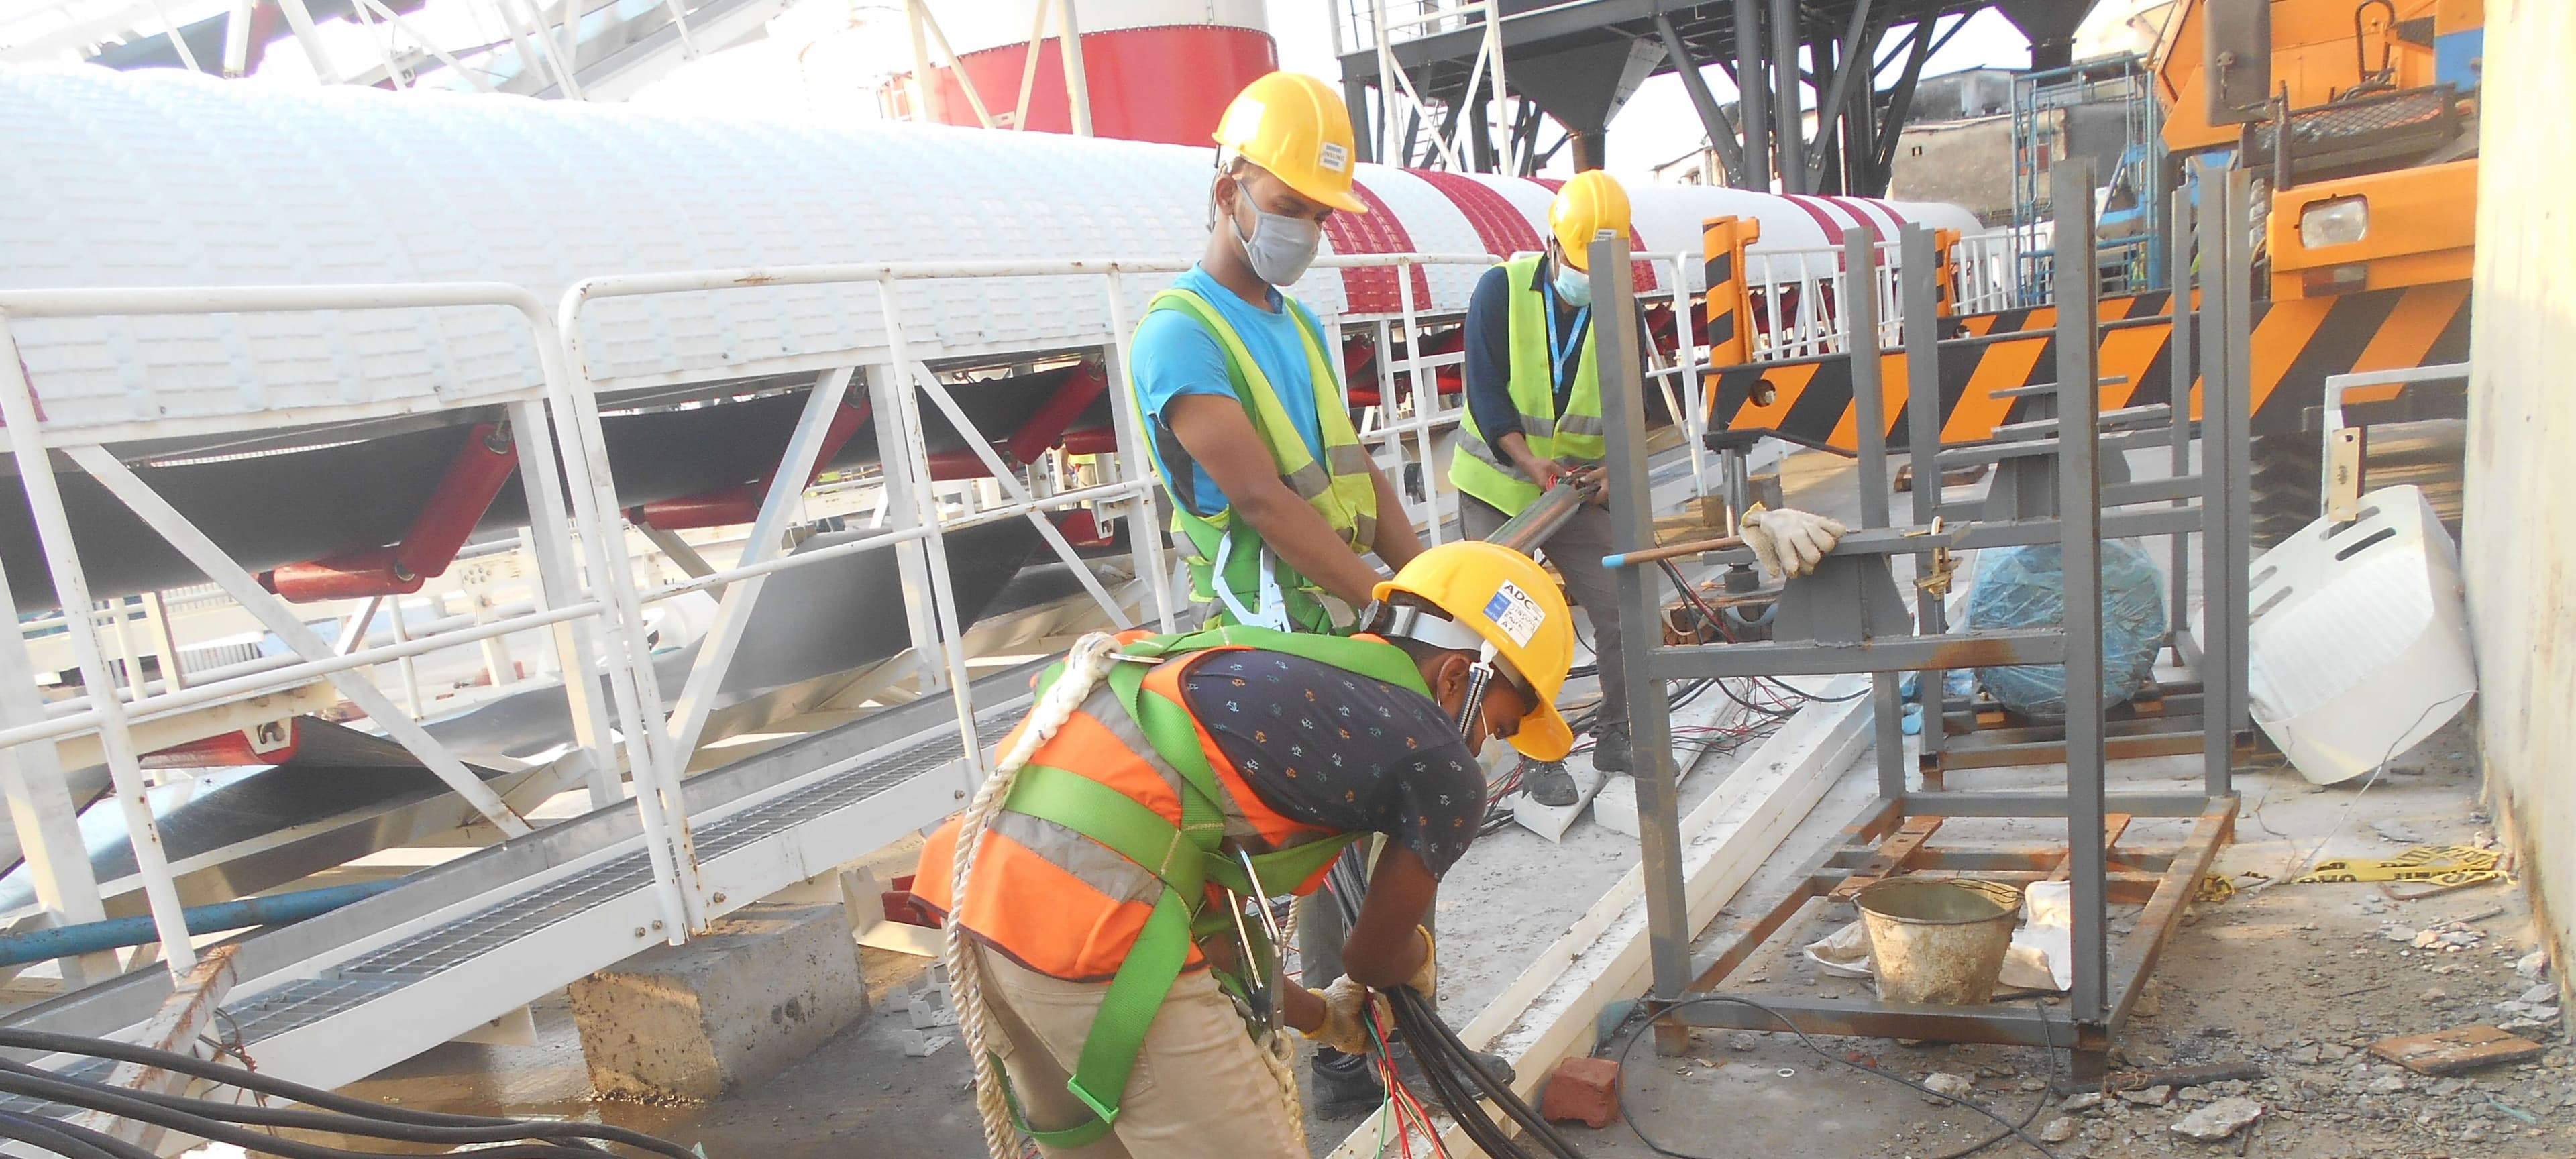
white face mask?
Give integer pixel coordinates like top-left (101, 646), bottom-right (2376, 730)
top-left (1228, 178), bottom-right (1324, 288)
top-left (1551, 254), bottom-right (1594, 308)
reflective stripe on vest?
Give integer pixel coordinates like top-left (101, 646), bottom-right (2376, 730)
top-left (914, 626), bottom-right (1432, 1148)
top-left (1450, 252), bottom-right (1609, 517)
top-left (1128, 288), bottom-right (1379, 630)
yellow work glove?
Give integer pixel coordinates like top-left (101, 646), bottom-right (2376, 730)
top-left (1739, 504), bottom-right (1849, 580)
top-left (1404, 926), bottom-right (1437, 1003)
top-left (1305, 976), bottom-right (1389, 1056)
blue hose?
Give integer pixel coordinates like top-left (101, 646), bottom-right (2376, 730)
top-left (0, 879), bottom-right (401, 968)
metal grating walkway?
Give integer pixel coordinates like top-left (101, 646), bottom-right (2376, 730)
top-left (227, 714), bottom-right (1014, 1045)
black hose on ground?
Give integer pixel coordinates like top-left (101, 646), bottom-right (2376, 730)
top-left (0, 1026), bottom-right (697, 1159)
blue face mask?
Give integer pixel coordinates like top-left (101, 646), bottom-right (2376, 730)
top-left (1551, 257), bottom-right (1593, 308)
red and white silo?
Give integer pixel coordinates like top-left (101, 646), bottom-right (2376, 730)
top-left (894, 0), bottom-right (1275, 146)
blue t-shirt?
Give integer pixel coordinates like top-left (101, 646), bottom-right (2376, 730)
top-left (1130, 265), bottom-right (1340, 518)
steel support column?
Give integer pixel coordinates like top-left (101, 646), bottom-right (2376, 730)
top-left (1805, 0), bottom-right (1875, 195)
top-left (873, 291), bottom-right (986, 795)
top-left (661, 367), bottom-right (859, 790)
top-left (0, 333), bottom-right (204, 974)
top-left (1594, 231), bottom-right (1694, 1003)
top-left (1735, 0), bottom-right (1771, 190)
top-left (2195, 158), bottom-right (2241, 798)
top-left (0, 549), bottom-right (115, 986)
top-left (1868, 17), bottom-right (1941, 192)
top-left (1099, 266), bottom-right (1177, 631)
top-left (1900, 223), bottom-right (1947, 772)
top-left (1770, 0), bottom-right (1805, 193)
top-left (1654, 13), bottom-right (1749, 190)
top-left (2051, 158), bottom-right (2110, 1022)
top-left (506, 398), bottom-right (622, 808)
top-left (2167, 184), bottom-right (2196, 674)
top-left (1842, 225), bottom-right (1908, 801)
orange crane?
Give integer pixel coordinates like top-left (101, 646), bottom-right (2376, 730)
top-left (1703, 0), bottom-right (2483, 545)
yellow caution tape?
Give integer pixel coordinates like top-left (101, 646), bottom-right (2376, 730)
top-left (2194, 873), bottom-right (2235, 903)
top-left (2292, 844), bottom-right (2506, 886)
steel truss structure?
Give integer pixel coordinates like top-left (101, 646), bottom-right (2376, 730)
top-left (1589, 156), bottom-right (2256, 1074)
top-left (1335, 1), bottom-right (2088, 190)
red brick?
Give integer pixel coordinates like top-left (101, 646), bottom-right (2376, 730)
top-left (1540, 1056), bottom-right (1622, 1129)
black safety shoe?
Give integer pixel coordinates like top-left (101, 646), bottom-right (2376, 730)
top-left (1520, 760), bottom-right (1579, 806)
top-left (1591, 722), bottom-right (1632, 773)
top-left (1310, 1050), bottom-right (1383, 1118)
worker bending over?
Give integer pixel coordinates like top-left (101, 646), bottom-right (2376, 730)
top-left (1452, 171), bottom-right (1846, 805)
top-left (1127, 71), bottom-right (1421, 632)
top-left (917, 541), bottom-right (1576, 1159)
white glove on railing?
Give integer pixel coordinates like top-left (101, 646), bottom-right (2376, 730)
top-left (1739, 504), bottom-right (1849, 580)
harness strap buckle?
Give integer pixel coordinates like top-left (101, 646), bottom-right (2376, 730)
top-left (1063, 1075), bottom-right (1122, 1128)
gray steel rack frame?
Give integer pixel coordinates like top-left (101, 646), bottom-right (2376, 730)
top-left (1587, 159), bottom-right (2253, 1073)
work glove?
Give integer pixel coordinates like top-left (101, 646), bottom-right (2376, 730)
top-left (1739, 504), bottom-right (1849, 581)
top-left (1305, 975), bottom-right (1390, 1056)
top-left (1404, 926), bottom-right (1437, 1003)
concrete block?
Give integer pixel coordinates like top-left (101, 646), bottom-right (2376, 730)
top-left (1540, 1056), bottom-right (1622, 1129)
top-left (900, 1028), bottom-right (953, 1057)
top-left (570, 903), bottom-right (867, 1103)
top-left (1592, 775), bottom-right (1639, 837)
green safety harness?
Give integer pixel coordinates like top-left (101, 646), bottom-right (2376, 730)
top-left (989, 624), bottom-right (1432, 1149)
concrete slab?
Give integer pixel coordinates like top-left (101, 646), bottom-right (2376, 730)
top-left (570, 902), bottom-right (867, 1103)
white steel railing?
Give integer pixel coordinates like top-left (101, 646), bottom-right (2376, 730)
top-left (0, 249), bottom-right (1548, 986)
top-left (0, 282), bottom-right (590, 976)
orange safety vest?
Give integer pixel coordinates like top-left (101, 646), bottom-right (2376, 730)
top-left (916, 630), bottom-right (1374, 982)
top-left (916, 624), bottom-right (1436, 1148)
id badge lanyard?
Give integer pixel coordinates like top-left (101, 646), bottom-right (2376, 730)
top-left (1542, 273), bottom-right (1591, 403)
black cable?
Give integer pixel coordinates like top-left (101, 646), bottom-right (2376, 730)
top-left (1762, 676), bottom-right (1870, 704)
top-left (0, 1111), bottom-right (139, 1159)
top-left (0, 1067), bottom-right (653, 1159)
top-left (1609, 996), bottom-right (2061, 1159)
top-left (1927, 1002), bottom-right (2069, 1159)
top-left (1324, 854), bottom-right (1587, 1159)
top-left (0, 1057), bottom-right (620, 1153)
top-left (0, 1028), bottom-right (686, 1158)
top-left (1930, 1087), bottom-right (2054, 1159)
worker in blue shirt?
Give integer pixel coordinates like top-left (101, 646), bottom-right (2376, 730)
top-left (1127, 72), bottom-right (1423, 634)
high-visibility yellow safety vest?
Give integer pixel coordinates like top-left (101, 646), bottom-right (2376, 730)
top-left (1450, 252), bottom-right (1608, 516)
top-left (1132, 288), bottom-right (1379, 633)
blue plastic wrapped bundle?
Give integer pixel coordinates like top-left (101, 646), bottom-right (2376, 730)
top-left (1963, 541), bottom-right (2169, 722)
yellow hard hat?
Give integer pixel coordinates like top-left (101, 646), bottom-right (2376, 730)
top-left (1548, 170), bottom-right (1633, 271)
top-left (1370, 541), bottom-right (1576, 761)
top-left (1213, 72), bottom-right (1368, 215)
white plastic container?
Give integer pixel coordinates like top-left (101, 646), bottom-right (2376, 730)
top-left (2236, 485), bottom-right (2476, 785)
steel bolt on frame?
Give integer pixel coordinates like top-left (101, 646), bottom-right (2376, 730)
top-left (1592, 158), bottom-right (2249, 1071)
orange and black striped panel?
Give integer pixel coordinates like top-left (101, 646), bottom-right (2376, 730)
top-left (1703, 283), bottom-right (2471, 451)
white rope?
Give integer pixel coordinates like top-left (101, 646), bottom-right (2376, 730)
top-left (949, 631), bottom-right (1125, 1159)
top-left (945, 630), bottom-right (1309, 1156)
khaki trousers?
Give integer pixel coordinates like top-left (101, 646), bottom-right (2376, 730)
top-left (978, 945), bottom-right (1305, 1159)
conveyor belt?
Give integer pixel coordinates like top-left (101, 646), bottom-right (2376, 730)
top-left (0, 662), bottom-right (1041, 1100)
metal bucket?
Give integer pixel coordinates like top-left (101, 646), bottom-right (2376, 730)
top-left (1854, 879), bottom-right (2022, 1006)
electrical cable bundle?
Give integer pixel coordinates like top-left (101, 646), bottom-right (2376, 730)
top-left (1322, 854), bottom-right (1584, 1159)
top-left (0, 1027), bottom-right (697, 1159)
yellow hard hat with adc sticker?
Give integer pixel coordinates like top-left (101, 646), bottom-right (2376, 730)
top-left (1213, 72), bottom-right (1368, 215)
top-left (1367, 541), bottom-right (1576, 761)
top-left (1548, 170), bottom-right (1632, 272)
